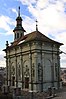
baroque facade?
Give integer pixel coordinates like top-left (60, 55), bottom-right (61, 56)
top-left (3, 7), bottom-right (63, 92)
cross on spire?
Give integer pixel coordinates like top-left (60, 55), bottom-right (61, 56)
top-left (36, 19), bottom-right (38, 31)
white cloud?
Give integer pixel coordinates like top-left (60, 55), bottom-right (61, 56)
top-left (1, 0), bottom-right (66, 67)
top-left (36, 0), bottom-right (49, 9)
top-left (0, 60), bottom-right (6, 67)
top-left (18, 0), bottom-right (36, 5)
top-left (23, 15), bottom-right (36, 33)
top-left (0, 15), bottom-right (15, 32)
top-left (0, 14), bottom-right (15, 67)
top-left (6, 29), bottom-right (13, 35)
top-left (17, 0), bottom-right (66, 67)
top-left (11, 8), bottom-right (18, 16)
top-left (0, 15), bottom-right (11, 31)
top-left (22, 0), bottom-right (66, 37)
top-left (18, 0), bottom-right (66, 35)
top-left (0, 50), bottom-right (6, 67)
top-left (0, 15), bottom-right (15, 35)
top-left (22, 1), bottom-right (65, 28)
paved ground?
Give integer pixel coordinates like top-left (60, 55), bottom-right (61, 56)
top-left (53, 86), bottom-right (66, 99)
top-left (1, 86), bottom-right (66, 99)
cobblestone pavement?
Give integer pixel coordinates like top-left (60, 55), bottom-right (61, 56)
top-left (53, 86), bottom-right (66, 99)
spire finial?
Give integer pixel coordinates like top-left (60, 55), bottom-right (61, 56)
top-left (36, 19), bottom-right (38, 31)
top-left (18, 6), bottom-right (20, 17)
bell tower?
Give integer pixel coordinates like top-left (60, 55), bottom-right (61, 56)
top-left (13, 6), bottom-right (25, 41)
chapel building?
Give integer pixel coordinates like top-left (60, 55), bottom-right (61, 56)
top-left (3, 7), bottom-right (63, 92)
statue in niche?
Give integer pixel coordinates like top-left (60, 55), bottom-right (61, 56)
top-left (32, 63), bottom-right (35, 80)
top-left (38, 63), bottom-right (42, 81)
top-left (11, 66), bottom-right (15, 75)
top-left (18, 65), bottom-right (21, 77)
top-left (24, 65), bottom-right (29, 77)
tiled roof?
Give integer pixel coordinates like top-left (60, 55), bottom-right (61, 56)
top-left (4, 31), bottom-right (63, 50)
top-left (20, 31), bottom-right (63, 44)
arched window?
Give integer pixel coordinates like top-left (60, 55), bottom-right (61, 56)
top-left (17, 33), bottom-right (19, 38)
top-left (21, 33), bottom-right (22, 37)
top-left (15, 33), bottom-right (16, 39)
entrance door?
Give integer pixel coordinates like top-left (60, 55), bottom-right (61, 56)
top-left (25, 77), bottom-right (29, 89)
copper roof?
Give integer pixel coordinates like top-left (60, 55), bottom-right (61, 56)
top-left (13, 26), bottom-right (26, 32)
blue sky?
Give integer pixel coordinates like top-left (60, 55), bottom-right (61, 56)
top-left (0, 0), bottom-right (66, 67)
